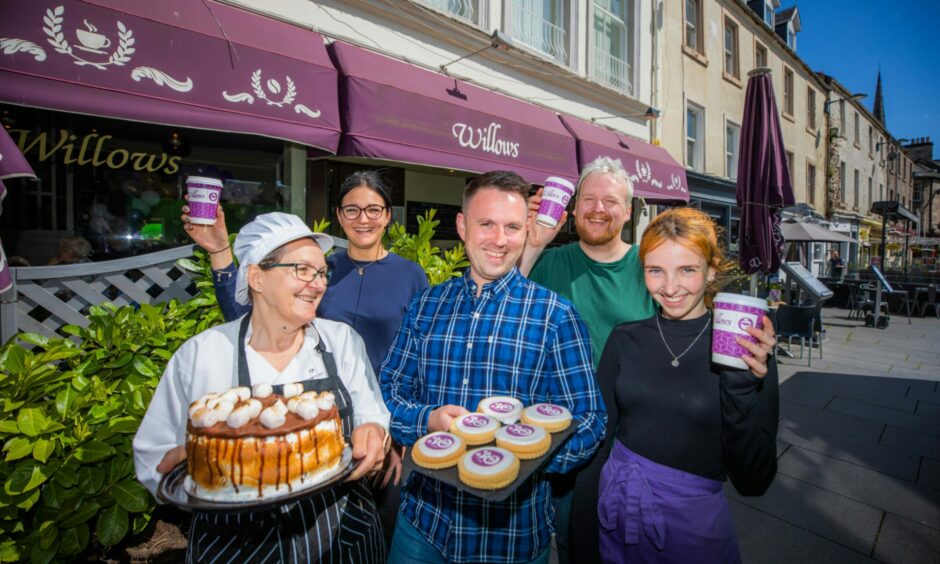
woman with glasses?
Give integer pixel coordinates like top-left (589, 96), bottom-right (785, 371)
top-left (182, 170), bottom-right (428, 543)
top-left (135, 212), bottom-right (391, 562)
top-left (183, 170), bottom-right (428, 372)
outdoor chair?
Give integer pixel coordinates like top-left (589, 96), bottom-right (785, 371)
top-left (856, 284), bottom-right (888, 321)
top-left (921, 285), bottom-right (940, 319)
top-left (775, 305), bottom-right (821, 366)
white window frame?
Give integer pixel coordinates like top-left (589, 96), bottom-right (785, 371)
top-left (787, 23), bottom-right (796, 49)
top-left (686, 102), bottom-right (705, 171)
top-left (684, 0), bottom-right (703, 53)
top-left (854, 112), bottom-right (860, 145)
top-left (723, 17), bottom-right (739, 78)
top-left (763, 1), bottom-right (775, 27)
top-left (783, 67), bottom-right (794, 116)
top-left (590, 0), bottom-right (637, 95)
top-left (726, 120), bottom-right (740, 179)
top-left (507, 0), bottom-right (571, 66)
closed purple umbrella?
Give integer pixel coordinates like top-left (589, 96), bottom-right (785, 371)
top-left (736, 68), bottom-right (795, 274)
top-left (1, 125), bottom-right (37, 293)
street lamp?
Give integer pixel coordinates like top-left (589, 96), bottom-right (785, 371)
top-left (823, 92), bottom-right (867, 114)
top-left (875, 137), bottom-right (910, 270)
top-left (590, 107), bottom-right (662, 123)
top-left (439, 30), bottom-right (514, 73)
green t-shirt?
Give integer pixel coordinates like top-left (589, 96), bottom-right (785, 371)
top-left (529, 243), bottom-right (655, 366)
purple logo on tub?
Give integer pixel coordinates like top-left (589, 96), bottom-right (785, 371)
top-left (488, 401), bottom-right (514, 413)
top-left (738, 317), bottom-right (754, 331)
top-left (424, 435), bottom-right (455, 450)
top-left (462, 415), bottom-right (490, 428)
top-left (208, 190), bottom-right (219, 202)
top-left (506, 424), bottom-right (535, 437)
top-left (471, 449), bottom-right (504, 467)
top-left (536, 404), bottom-right (562, 417)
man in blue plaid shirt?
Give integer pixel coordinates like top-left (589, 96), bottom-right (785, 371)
top-left (381, 171), bottom-right (607, 564)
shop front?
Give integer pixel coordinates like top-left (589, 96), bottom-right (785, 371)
top-left (0, 0), bottom-right (340, 264)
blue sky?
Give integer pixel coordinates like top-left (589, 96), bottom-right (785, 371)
top-left (791, 0), bottom-right (938, 159)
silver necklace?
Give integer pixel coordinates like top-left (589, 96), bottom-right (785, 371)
top-left (348, 253), bottom-right (383, 276)
top-left (655, 311), bottom-right (711, 367)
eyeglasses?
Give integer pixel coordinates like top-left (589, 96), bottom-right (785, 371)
top-left (340, 204), bottom-right (387, 221)
top-left (260, 263), bottom-right (331, 283)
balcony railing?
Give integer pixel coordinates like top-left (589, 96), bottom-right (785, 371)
top-left (592, 6), bottom-right (633, 94)
top-left (510, 0), bottom-right (568, 64)
top-left (593, 47), bottom-right (632, 94)
top-left (417, 0), bottom-right (476, 22)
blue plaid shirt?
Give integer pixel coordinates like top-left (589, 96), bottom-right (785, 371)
top-left (380, 268), bottom-right (606, 563)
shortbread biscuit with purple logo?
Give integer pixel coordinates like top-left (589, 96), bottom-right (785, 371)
top-left (477, 396), bottom-right (523, 424)
top-left (495, 423), bottom-right (551, 459)
top-left (411, 432), bottom-right (466, 469)
top-left (450, 413), bottom-right (500, 445)
top-left (521, 403), bottom-right (572, 433)
top-left (458, 447), bottom-right (520, 490)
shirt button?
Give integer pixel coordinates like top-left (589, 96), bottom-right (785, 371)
top-left (467, 343), bottom-right (473, 349)
top-left (473, 312), bottom-right (480, 319)
top-left (488, 336), bottom-right (493, 343)
top-left (463, 378), bottom-right (469, 385)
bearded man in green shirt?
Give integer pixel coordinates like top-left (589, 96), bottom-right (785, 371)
top-left (521, 156), bottom-right (655, 367)
top-left (519, 156), bottom-right (654, 564)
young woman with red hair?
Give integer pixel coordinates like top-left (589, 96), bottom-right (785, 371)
top-left (595, 207), bottom-right (779, 563)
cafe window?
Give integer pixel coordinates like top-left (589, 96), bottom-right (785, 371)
top-left (0, 105), bottom-right (288, 265)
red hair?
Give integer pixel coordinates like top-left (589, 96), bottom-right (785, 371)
top-left (639, 207), bottom-right (729, 299)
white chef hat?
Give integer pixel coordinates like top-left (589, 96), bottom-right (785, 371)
top-left (233, 212), bottom-right (334, 305)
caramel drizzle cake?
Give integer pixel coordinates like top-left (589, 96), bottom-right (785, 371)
top-left (184, 383), bottom-right (346, 502)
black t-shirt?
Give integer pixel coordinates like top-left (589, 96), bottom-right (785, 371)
top-left (597, 313), bottom-right (778, 491)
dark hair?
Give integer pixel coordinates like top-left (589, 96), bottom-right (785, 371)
top-left (463, 170), bottom-right (531, 211)
top-left (338, 170), bottom-right (392, 209)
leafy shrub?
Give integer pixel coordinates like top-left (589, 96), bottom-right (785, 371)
top-left (387, 209), bottom-right (469, 285)
top-left (0, 295), bottom-right (224, 562)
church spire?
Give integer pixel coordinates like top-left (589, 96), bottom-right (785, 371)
top-left (873, 70), bottom-right (885, 126)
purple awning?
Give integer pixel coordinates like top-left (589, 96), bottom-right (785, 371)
top-left (0, 125), bottom-right (36, 293)
top-left (329, 42), bottom-right (579, 184)
top-left (0, 125), bottom-right (36, 183)
top-left (558, 115), bottom-right (688, 202)
top-left (0, 0), bottom-right (340, 151)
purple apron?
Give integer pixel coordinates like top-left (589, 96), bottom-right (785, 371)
top-left (598, 441), bottom-right (742, 564)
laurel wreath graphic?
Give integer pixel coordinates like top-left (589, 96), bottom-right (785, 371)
top-left (250, 70), bottom-right (296, 107)
top-left (0, 38), bottom-right (47, 61)
top-left (43, 6), bottom-right (134, 70)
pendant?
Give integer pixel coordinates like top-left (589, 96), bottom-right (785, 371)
top-left (671, 359), bottom-right (680, 367)
top-left (357, 268), bottom-right (364, 275)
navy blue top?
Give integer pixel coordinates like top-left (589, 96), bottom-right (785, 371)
top-left (212, 250), bottom-right (429, 372)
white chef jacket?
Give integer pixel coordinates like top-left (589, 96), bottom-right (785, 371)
top-left (133, 315), bottom-right (391, 496)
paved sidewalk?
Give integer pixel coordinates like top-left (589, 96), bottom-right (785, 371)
top-left (731, 307), bottom-right (940, 563)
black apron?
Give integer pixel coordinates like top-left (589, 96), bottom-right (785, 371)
top-left (186, 316), bottom-right (386, 563)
